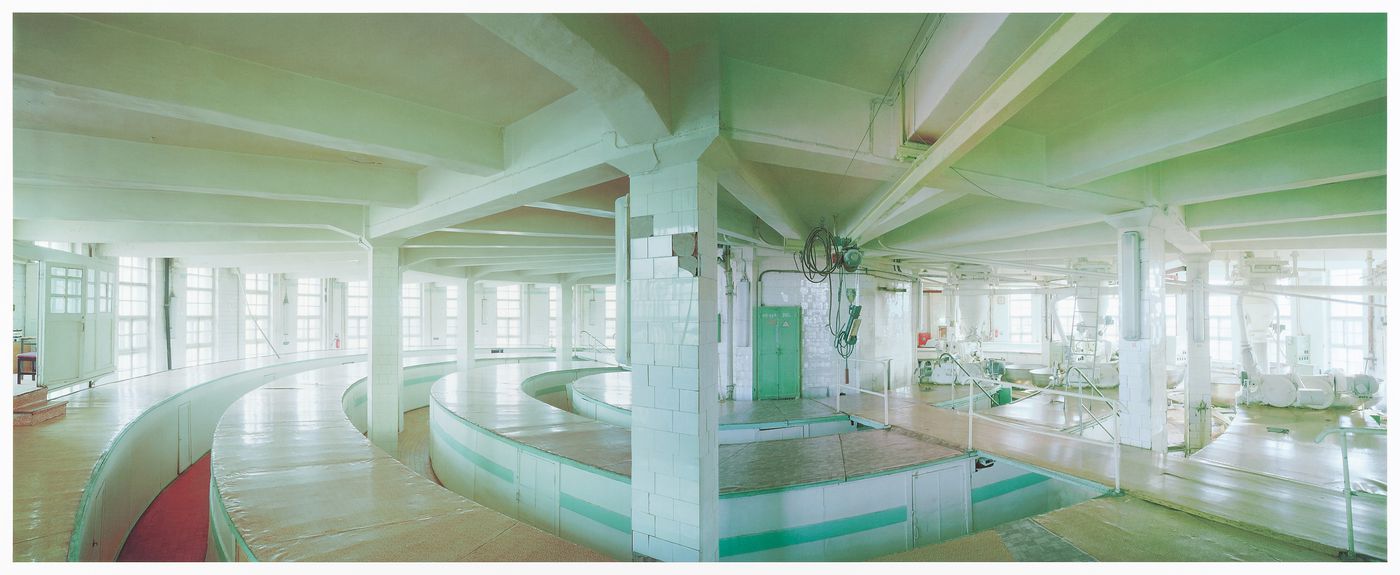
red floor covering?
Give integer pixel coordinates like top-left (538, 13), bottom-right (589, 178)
top-left (117, 453), bottom-right (210, 562)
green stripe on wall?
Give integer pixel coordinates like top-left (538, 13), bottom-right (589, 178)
top-left (971, 473), bottom-right (1050, 503)
top-left (430, 420), bottom-right (515, 483)
top-left (719, 506), bottom-right (907, 557)
top-left (560, 493), bottom-right (630, 533)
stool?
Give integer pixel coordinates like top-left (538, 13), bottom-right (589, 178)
top-left (16, 352), bottom-right (37, 385)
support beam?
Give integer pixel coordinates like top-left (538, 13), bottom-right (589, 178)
top-left (847, 13), bottom-right (1120, 240)
top-left (704, 138), bottom-right (803, 238)
top-left (1108, 208), bottom-right (1169, 453)
top-left (475, 259), bottom-right (615, 276)
top-left (1208, 236), bottom-right (1386, 252)
top-left (1183, 178), bottom-right (1386, 230)
top-left (401, 246), bottom-right (610, 267)
top-left (558, 281), bottom-right (575, 364)
top-left (14, 15), bottom-right (502, 174)
top-left (525, 178), bottom-right (627, 219)
top-left (931, 168), bottom-right (1144, 214)
top-left (12, 221), bottom-right (351, 244)
top-left (446, 207), bottom-right (615, 239)
top-left (15, 129), bottom-right (416, 207)
top-left (97, 242), bottom-right (359, 258)
top-left (880, 195), bottom-right (1104, 253)
top-left (1182, 254), bottom-right (1212, 452)
top-left (457, 277), bottom-right (477, 373)
top-left (1159, 111), bottom-right (1385, 205)
top-left (14, 185), bottom-right (364, 236)
top-left (472, 14), bottom-right (670, 144)
top-left (403, 232), bottom-right (613, 249)
top-left (861, 188), bottom-right (968, 241)
top-left (1198, 215), bottom-right (1385, 243)
top-left (942, 222), bottom-right (1116, 255)
top-left (1048, 14), bottom-right (1385, 187)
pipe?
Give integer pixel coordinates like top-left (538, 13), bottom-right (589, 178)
top-left (162, 258), bottom-right (173, 371)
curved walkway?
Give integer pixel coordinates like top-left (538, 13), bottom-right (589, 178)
top-left (210, 359), bottom-right (608, 561)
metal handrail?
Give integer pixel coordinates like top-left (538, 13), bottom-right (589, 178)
top-left (836, 357), bottom-right (893, 426)
top-left (1059, 365), bottom-right (1116, 440)
top-left (938, 353), bottom-right (998, 404)
top-left (575, 330), bottom-right (611, 362)
top-left (970, 378), bottom-right (1124, 493)
top-left (1314, 426), bottom-right (1387, 558)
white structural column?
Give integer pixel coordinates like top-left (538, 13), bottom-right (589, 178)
top-left (1183, 254), bottom-right (1213, 451)
top-left (367, 238), bottom-right (404, 456)
top-left (628, 160), bottom-right (720, 561)
top-left (1107, 208), bottom-right (1169, 452)
top-left (559, 280), bottom-right (575, 364)
top-left (615, 195), bottom-right (631, 364)
top-left (457, 276), bottom-right (477, 373)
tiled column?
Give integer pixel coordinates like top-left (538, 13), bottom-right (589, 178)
top-left (1183, 254), bottom-right (1212, 451)
top-left (457, 276), bottom-right (476, 373)
top-left (367, 238), bottom-right (404, 456)
top-left (628, 161), bottom-right (719, 562)
top-left (558, 280), bottom-right (575, 364)
top-left (1107, 208), bottom-right (1168, 452)
top-left (615, 195), bottom-right (631, 364)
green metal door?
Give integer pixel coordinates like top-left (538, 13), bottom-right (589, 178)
top-left (754, 306), bottom-right (801, 399)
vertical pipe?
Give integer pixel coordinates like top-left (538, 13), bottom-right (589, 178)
top-left (966, 377), bottom-right (974, 452)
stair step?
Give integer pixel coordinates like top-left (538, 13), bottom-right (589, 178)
top-left (14, 400), bottom-right (68, 426)
top-left (13, 388), bottom-right (49, 410)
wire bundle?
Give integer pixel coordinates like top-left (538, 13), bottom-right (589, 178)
top-left (794, 225), bottom-right (838, 283)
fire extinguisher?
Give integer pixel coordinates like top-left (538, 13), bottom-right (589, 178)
top-left (334, 335), bottom-right (341, 349)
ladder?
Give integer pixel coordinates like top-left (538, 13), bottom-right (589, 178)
top-left (1066, 283), bottom-right (1101, 388)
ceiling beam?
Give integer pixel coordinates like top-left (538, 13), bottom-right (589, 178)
top-left (15, 129), bottom-right (417, 207)
top-left (1047, 14), bottom-right (1385, 187)
top-left (861, 188), bottom-right (968, 241)
top-left (1208, 236), bottom-right (1386, 252)
top-left (1158, 111), bottom-right (1385, 205)
top-left (846, 13), bottom-right (1121, 240)
top-left (929, 169), bottom-right (1143, 214)
top-left (524, 178), bottom-right (626, 219)
top-left (1184, 177), bottom-right (1386, 230)
top-left (12, 221), bottom-right (351, 244)
top-left (446, 206), bottom-right (615, 239)
top-left (472, 14), bottom-right (670, 144)
top-left (705, 138), bottom-right (803, 238)
top-left (940, 222), bottom-right (1116, 255)
top-left (13, 15), bottom-right (502, 174)
top-left (906, 14), bottom-right (1058, 142)
top-left (14, 185), bottom-right (364, 236)
top-left (402, 247), bottom-right (612, 267)
top-left (474, 258), bottom-right (615, 275)
top-left (402, 232), bottom-right (613, 249)
top-left (97, 242), bottom-right (359, 258)
top-left (1199, 214), bottom-right (1385, 243)
top-left (880, 196), bottom-right (1104, 252)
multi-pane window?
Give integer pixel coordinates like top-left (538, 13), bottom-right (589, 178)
top-left (548, 286), bottom-right (560, 348)
top-left (1328, 268), bottom-right (1366, 373)
top-left (603, 285), bottom-right (617, 347)
top-left (445, 285), bottom-right (459, 347)
top-left (1208, 294), bottom-right (1235, 363)
top-left (86, 269), bottom-right (112, 314)
top-left (496, 284), bottom-right (523, 347)
top-left (185, 267), bottom-right (215, 366)
top-left (402, 283), bottom-right (422, 348)
top-left (296, 278), bottom-right (323, 351)
top-left (48, 266), bottom-right (84, 314)
top-left (117, 258), bottom-right (150, 378)
top-left (347, 281), bottom-right (369, 349)
top-left (1006, 294), bottom-right (1036, 344)
top-left (244, 274), bottom-right (272, 357)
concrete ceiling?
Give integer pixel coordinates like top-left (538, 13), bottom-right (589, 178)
top-left (82, 13), bottom-right (577, 127)
top-left (11, 12), bottom-right (1387, 281)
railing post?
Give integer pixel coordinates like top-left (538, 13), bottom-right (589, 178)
top-left (967, 376), bottom-right (975, 453)
top-left (1113, 412), bottom-right (1122, 493)
top-left (883, 358), bottom-right (891, 426)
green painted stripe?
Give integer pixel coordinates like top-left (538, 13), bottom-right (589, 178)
top-left (971, 473), bottom-right (1050, 503)
top-left (718, 415), bottom-right (851, 430)
top-left (559, 493), bottom-right (630, 533)
top-left (719, 506), bottom-right (906, 557)
top-left (430, 419), bottom-right (515, 483)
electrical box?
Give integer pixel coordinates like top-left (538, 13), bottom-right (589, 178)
top-left (1285, 335), bottom-right (1312, 365)
top-left (754, 306), bottom-right (802, 399)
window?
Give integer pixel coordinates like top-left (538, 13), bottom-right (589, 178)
top-left (603, 285), bottom-right (617, 347)
top-left (1006, 294), bottom-right (1036, 344)
top-left (1328, 268), bottom-right (1366, 373)
top-left (244, 273), bottom-right (272, 357)
top-left (1165, 294), bottom-right (1177, 338)
top-left (548, 286), bottom-right (560, 348)
top-left (347, 281), bottom-right (369, 349)
top-left (86, 269), bottom-right (112, 314)
top-left (185, 267), bottom-right (215, 366)
top-left (445, 285), bottom-right (459, 347)
top-left (1208, 294), bottom-right (1235, 363)
top-left (34, 241), bottom-right (82, 254)
top-left (401, 283), bottom-right (422, 348)
top-left (496, 284), bottom-right (522, 347)
top-left (48, 266), bottom-right (84, 314)
top-left (117, 258), bottom-right (150, 379)
top-left (296, 278), bottom-right (323, 351)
